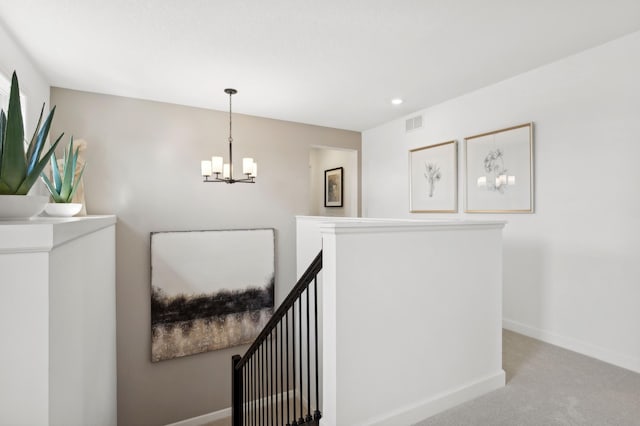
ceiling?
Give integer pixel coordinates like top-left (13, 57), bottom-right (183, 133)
top-left (1, 0), bottom-right (639, 131)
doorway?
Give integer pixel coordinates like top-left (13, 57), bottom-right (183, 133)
top-left (308, 146), bottom-right (358, 217)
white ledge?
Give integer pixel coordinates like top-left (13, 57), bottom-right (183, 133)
top-left (0, 215), bottom-right (117, 253)
top-left (296, 216), bottom-right (506, 234)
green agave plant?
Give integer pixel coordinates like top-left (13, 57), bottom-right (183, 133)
top-left (40, 137), bottom-right (85, 203)
top-left (0, 71), bottom-right (64, 195)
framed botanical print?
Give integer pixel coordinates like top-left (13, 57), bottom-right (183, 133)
top-left (409, 140), bottom-right (457, 213)
top-left (324, 167), bottom-right (343, 207)
top-left (465, 123), bottom-right (534, 213)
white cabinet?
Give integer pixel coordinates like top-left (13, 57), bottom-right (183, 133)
top-left (0, 216), bottom-right (117, 426)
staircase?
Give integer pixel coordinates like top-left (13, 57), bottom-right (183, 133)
top-left (231, 251), bottom-right (323, 426)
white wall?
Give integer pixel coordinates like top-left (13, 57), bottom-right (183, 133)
top-left (0, 21), bottom-right (52, 197)
top-left (50, 224), bottom-right (117, 426)
top-left (0, 22), bottom-right (50, 133)
top-left (320, 219), bottom-right (505, 425)
top-left (362, 31), bottom-right (640, 373)
top-left (309, 147), bottom-right (358, 217)
top-left (0, 251), bottom-right (49, 425)
top-left (0, 217), bottom-right (117, 426)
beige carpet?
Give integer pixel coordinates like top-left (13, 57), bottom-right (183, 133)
top-left (203, 330), bottom-right (640, 425)
top-left (415, 330), bottom-right (640, 426)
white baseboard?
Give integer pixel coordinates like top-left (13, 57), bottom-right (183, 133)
top-left (165, 390), bottom-right (296, 426)
top-left (165, 407), bottom-right (230, 426)
top-left (503, 318), bottom-right (640, 374)
top-left (359, 370), bottom-right (506, 426)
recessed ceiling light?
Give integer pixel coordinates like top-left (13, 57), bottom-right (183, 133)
top-left (391, 98), bottom-right (403, 105)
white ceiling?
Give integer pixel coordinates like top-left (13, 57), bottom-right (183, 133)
top-left (1, 0), bottom-right (639, 131)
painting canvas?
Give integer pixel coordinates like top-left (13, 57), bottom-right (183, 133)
top-left (465, 123), bottom-right (534, 213)
top-left (409, 140), bottom-right (458, 212)
top-left (324, 167), bottom-right (343, 207)
top-left (150, 228), bottom-right (275, 362)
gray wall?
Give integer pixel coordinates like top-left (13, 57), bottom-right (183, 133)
top-left (50, 88), bottom-right (361, 426)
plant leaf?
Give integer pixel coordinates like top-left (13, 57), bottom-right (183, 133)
top-left (50, 148), bottom-right (61, 191)
top-left (16, 133), bottom-right (63, 195)
top-left (0, 110), bottom-right (6, 174)
top-left (26, 103), bottom-right (45, 165)
top-left (0, 72), bottom-right (26, 192)
top-left (40, 172), bottom-right (64, 202)
top-left (60, 137), bottom-right (74, 201)
top-left (0, 179), bottom-right (11, 194)
top-left (26, 105), bottom-right (56, 175)
top-left (68, 163), bottom-right (85, 202)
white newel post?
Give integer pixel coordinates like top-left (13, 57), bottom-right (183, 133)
top-left (0, 216), bottom-right (117, 426)
top-left (317, 219), bottom-right (506, 426)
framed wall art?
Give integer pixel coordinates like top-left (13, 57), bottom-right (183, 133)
top-left (465, 122), bottom-right (534, 213)
top-left (324, 167), bottom-right (343, 207)
top-left (409, 140), bottom-right (458, 213)
top-left (150, 228), bottom-right (275, 362)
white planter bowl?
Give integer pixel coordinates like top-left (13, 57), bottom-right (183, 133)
top-left (0, 195), bottom-right (48, 219)
top-left (44, 203), bottom-right (83, 217)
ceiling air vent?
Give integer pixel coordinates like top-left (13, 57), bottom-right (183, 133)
top-left (405, 115), bottom-right (423, 132)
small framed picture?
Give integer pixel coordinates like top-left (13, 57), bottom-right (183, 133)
top-left (465, 122), bottom-right (534, 213)
top-left (324, 167), bottom-right (343, 207)
top-left (409, 140), bottom-right (458, 213)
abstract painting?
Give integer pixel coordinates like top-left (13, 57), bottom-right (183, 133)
top-left (409, 140), bottom-right (458, 212)
top-left (150, 228), bottom-right (275, 362)
top-left (465, 123), bottom-right (534, 213)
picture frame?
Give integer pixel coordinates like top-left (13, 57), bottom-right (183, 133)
top-left (324, 167), bottom-right (343, 207)
top-left (150, 228), bottom-right (275, 362)
top-left (464, 122), bottom-right (534, 213)
top-left (409, 140), bottom-right (458, 213)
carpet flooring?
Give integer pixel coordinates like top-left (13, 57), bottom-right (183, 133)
top-left (414, 330), bottom-right (640, 426)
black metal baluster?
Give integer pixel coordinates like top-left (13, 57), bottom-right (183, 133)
top-left (314, 277), bottom-right (320, 421)
top-left (260, 344), bottom-right (267, 426)
top-left (254, 355), bottom-right (257, 426)
top-left (246, 362), bottom-right (249, 425)
top-left (270, 331), bottom-right (273, 426)
top-left (258, 345), bottom-right (264, 426)
top-left (305, 287), bottom-right (312, 422)
top-left (292, 304), bottom-right (297, 426)
top-left (232, 355), bottom-right (242, 426)
top-left (245, 358), bottom-right (253, 425)
top-left (263, 342), bottom-right (267, 426)
top-left (265, 337), bottom-right (268, 426)
top-left (280, 320), bottom-right (284, 426)
top-left (255, 355), bottom-right (258, 426)
top-left (274, 326), bottom-right (278, 426)
top-left (298, 298), bottom-right (304, 425)
top-left (249, 361), bottom-right (251, 426)
top-left (243, 364), bottom-right (251, 426)
top-left (286, 310), bottom-right (290, 426)
top-left (246, 364), bottom-right (249, 426)
top-left (249, 355), bottom-right (256, 426)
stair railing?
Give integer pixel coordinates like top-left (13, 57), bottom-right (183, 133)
top-left (232, 250), bottom-right (323, 426)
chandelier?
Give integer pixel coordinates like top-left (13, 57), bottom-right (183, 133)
top-left (201, 88), bottom-right (256, 183)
